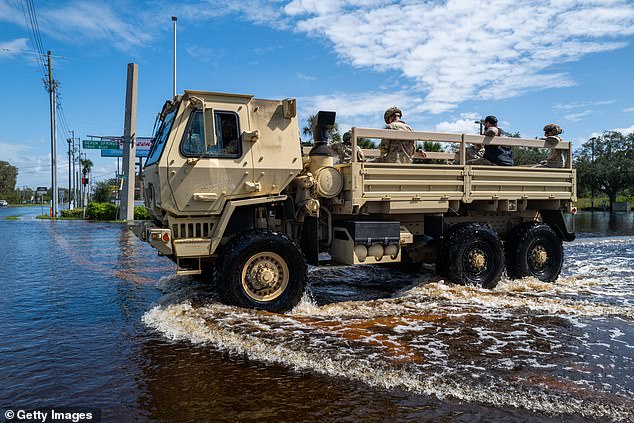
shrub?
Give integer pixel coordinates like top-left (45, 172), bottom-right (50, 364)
top-left (60, 208), bottom-right (85, 219)
top-left (85, 202), bottom-right (118, 220)
top-left (134, 206), bottom-right (150, 220)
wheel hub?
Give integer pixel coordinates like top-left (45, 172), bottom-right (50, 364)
top-left (531, 246), bottom-right (548, 267)
top-left (241, 252), bottom-right (289, 302)
top-left (254, 264), bottom-right (277, 288)
top-left (468, 250), bottom-right (487, 271)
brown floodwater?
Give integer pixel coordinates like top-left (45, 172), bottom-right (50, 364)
top-left (1, 208), bottom-right (633, 422)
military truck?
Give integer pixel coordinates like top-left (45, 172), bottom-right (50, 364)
top-left (133, 90), bottom-right (576, 312)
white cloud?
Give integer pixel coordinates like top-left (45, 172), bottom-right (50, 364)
top-left (42, 3), bottom-right (154, 50)
top-left (297, 73), bottom-right (316, 81)
top-left (554, 100), bottom-right (614, 111)
top-left (0, 38), bottom-right (28, 58)
top-left (434, 113), bottom-right (481, 134)
top-left (185, 45), bottom-right (217, 62)
top-left (613, 125), bottom-right (634, 135)
top-left (299, 91), bottom-right (422, 122)
top-left (0, 0), bottom-right (155, 52)
top-left (278, 0), bottom-right (634, 113)
top-left (623, 107), bottom-right (634, 113)
top-left (253, 45), bottom-right (284, 55)
top-left (564, 110), bottom-right (593, 122)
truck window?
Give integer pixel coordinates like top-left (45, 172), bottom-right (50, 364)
top-left (181, 110), bottom-right (241, 158)
top-left (146, 107), bottom-right (177, 166)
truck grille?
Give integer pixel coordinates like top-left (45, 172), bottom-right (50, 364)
top-left (172, 222), bottom-right (212, 239)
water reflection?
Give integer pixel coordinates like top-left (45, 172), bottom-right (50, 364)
top-left (573, 211), bottom-right (634, 238)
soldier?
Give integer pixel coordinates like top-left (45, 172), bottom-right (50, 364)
top-left (467, 115), bottom-right (513, 166)
top-left (380, 106), bottom-right (426, 163)
top-left (454, 143), bottom-right (484, 164)
top-left (534, 123), bottom-right (566, 168)
top-left (331, 130), bottom-right (365, 163)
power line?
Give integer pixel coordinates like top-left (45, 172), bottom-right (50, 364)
top-left (21, 0), bottom-right (47, 89)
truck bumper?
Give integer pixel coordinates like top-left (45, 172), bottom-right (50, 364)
top-left (130, 221), bottom-right (174, 256)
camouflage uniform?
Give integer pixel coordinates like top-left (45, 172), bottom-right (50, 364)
top-left (454, 144), bottom-right (484, 164)
top-left (331, 130), bottom-right (365, 163)
top-left (380, 121), bottom-right (415, 163)
top-left (534, 124), bottom-right (565, 168)
top-left (330, 142), bottom-right (365, 163)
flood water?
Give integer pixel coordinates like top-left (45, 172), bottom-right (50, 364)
top-left (1, 208), bottom-right (633, 422)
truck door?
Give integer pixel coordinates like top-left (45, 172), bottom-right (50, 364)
top-left (166, 102), bottom-right (254, 214)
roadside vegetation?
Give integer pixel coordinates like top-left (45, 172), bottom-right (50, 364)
top-left (58, 204), bottom-right (150, 221)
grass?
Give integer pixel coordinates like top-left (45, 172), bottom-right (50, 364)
top-left (3, 215), bottom-right (19, 220)
top-left (575, 196), bottom-right (633, 210)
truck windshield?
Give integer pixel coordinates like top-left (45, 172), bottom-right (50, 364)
top-left (146, 104), bottom-right (178, 166)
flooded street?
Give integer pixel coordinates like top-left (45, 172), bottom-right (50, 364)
top-left (1, 208), bottom-right (633, 422)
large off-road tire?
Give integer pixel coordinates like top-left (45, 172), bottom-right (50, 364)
top-left (445, 223), bottom-right (505, 289)
top-left (505, 223), bottom-right (563, 282)
top-left (215, 230), bottom-right (307, 313)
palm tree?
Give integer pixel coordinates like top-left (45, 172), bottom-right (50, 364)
top-left (80, 158), bottom-right (93, 177)
top-left (301, 114), bottom-right (341, 145)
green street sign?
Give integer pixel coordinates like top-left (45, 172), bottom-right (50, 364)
top-left (82, 140), bottom-right (120, 149)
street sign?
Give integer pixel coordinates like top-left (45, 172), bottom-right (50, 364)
top-left (101, 149), bottom-right (149, 158)
top-left (36, 187), bottom-right (47, 195)
top-left (83, 140), bottom-right (120, 149)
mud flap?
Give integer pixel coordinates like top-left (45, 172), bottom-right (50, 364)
top-left (301, 216), bottom-right (319, 266)
top-left (540, 210), bottom-right (576, 242)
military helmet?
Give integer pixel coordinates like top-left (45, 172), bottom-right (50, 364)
top-left (342, 130), bottom-right (352, 143)
top-left (384, 106), bottom-right (402, 124)
top-left (543, 123), bottom-right (562, 135)
top-left (484, 115), bottom-right (498, 125)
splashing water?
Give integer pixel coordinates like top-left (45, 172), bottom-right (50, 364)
top-left (144, 237), bottom-right (634, 421)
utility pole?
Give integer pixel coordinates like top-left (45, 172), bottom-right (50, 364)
top-left (78, 134), bottom-right (83, 207)
top-left (67, 133), bottom-right (72, 209)
top-left (47, 51), bottom-right (59, 217)
top-left (121, 63), bottom-right (138, 221)
top-left (591, 137), bottom-right (595, 213)
top-left (172, 16), bottom-right (177, 98)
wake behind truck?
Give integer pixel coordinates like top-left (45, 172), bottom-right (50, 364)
top-left (132, 90), bottom-right (576, 312)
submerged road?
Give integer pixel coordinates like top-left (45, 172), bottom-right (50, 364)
top-left (1, 207), bottom-right (633, 422)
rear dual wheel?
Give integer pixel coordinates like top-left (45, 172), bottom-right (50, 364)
top-left (442, 223), bottom-right (505, 289)
top-left (506, 223), bottom-right (563, 282)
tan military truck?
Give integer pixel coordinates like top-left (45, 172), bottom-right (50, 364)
top-left (133, 90), bottom-right (576, 312)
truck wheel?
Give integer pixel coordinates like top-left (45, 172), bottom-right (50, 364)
top-left (506, 223), bottom-right (562, 282)
top-left (215, 230), bottom-right (307, 313)
top-left (446, 223), bottom-right (505, 289)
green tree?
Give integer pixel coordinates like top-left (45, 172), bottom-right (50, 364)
top-left (0, 161), bottom-right (18, 201)
top-left (506, 131), bottom-right (550, 166)
top-left (93, 178), bottom-right (117, 203)
top-left (301, 114), bottom-right (340, 146)
top-left (574, 131), bottom-right (634, 212)
top-left (357, 137), bottom-right (375, 148)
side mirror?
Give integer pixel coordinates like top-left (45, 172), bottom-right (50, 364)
top-left (203, 108), bottom-right (216, 150)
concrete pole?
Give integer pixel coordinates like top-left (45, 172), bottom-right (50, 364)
top-left (121, 63), bottom-right (138, 221)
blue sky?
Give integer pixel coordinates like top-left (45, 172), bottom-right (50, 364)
top-left (1, 0), bottom-right (634, 188)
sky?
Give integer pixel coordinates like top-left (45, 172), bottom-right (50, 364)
top-left (1, 0), bottom-right (634, 188)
